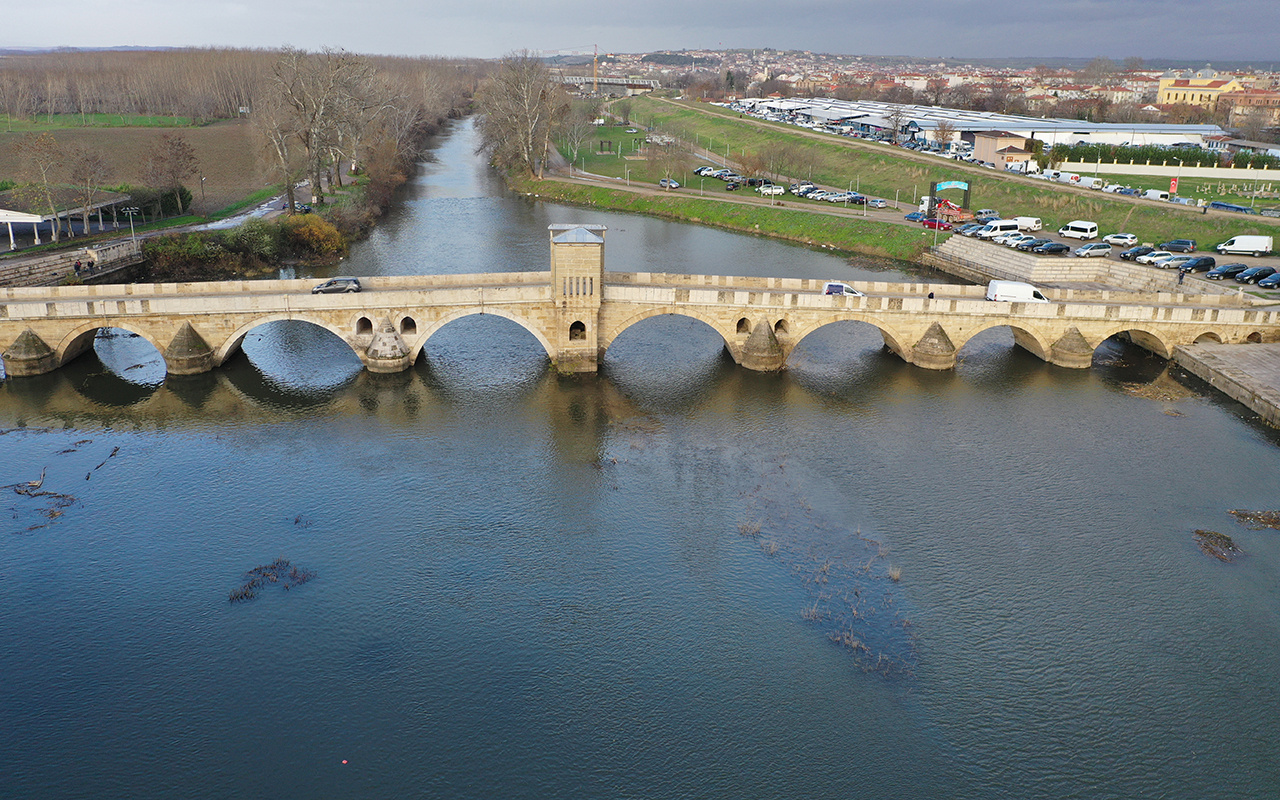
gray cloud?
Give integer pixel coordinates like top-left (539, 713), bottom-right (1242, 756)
top-left (4, 0), bottom-right (1278, 62)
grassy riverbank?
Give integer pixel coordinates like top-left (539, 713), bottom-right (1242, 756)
top-left (516, 176), bottom-right (936, 261)
top-left (621, 96), bottom-right (1280, 247)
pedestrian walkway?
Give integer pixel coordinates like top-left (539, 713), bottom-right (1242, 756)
top-left (1175, 342), bottom-right (1280, 427)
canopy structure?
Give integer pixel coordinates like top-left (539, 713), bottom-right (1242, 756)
top-left (0, 187), bottom-right (132, 250)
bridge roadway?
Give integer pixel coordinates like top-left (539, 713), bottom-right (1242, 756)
top-left (3, 269), bottom-right (1278, 378)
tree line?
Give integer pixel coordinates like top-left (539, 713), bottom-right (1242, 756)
top-left (2, 47), bottom-right (481, 243)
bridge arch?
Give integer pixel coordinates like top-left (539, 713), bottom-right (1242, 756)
top-left (214, 314), bottom-right (360, 366)
top-left (601, 307), bottom-right (733, 353)
top-left (409, 308), bottom-right (553, 360)
top-left (952, 321), bottom-right (1055, 362)
top-left (1094, 325), bottom-right (1176, 360)
top-left (787, 316), bottom-right (915, 365)
top-left (55, 321), bottom-right (167, 368)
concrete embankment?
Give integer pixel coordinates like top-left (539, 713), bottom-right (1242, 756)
top-left (1175, 342), bottom-right (1280, 427)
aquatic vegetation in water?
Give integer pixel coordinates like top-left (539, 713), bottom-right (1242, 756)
top-left (1193, 529), bottom-right (1241, 561)
top-left (1228, 509), bottom-right (1280, 530)
top-left (229, 558), bottom-right (316, 603)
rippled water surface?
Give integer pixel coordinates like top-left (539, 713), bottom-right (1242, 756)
top-left (2, 120), bottom-right (1279, 800)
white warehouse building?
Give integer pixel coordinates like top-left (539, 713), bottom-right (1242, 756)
top-left (731, 98), bottom-right (1225, 148)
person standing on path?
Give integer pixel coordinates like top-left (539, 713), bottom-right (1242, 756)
top-left (1178, 270), bottom-right (1185, 287)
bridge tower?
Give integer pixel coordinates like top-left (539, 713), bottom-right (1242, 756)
top-left (548, 224), bottom-right (606, 373)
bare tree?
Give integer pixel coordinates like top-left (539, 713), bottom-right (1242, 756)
top-left (474, 52), bottom-right (567, 178)
top-left (67, 147), bottom-right (113, 233)
top-left (14, 132), bottom-right (65, 241)
top-left (933, 120), bottom-right (957, 151)
top-left (148, 133), bottom-right (199, 214)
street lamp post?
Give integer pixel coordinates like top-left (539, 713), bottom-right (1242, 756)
top-left (200, 175), bottom-right (206, 202)
top-left (625, 167), bottom-right (630, 187)
top-left (122, 207), bottom-right (140, 251)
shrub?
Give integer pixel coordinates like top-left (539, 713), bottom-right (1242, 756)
top-left (220, 217), bottom-right (282, 261)
top-left (281, 214), bottom-right (346, 255)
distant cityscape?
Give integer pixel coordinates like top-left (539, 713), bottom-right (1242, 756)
top-left (551, 49), bottom-right (1280, 140)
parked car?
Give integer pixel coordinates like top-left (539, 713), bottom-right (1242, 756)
top-left (694, 166), bottom-right (716, 176)
top-left (1033, 242), bottom-right (1071, 255)
top-left (757, 184), bottom-right (784, 196)
top-left (1004, 234), bottom-right (1037, 248)
top-left (1103, 233), bottom-right (1138, 247)
top-left (1205, 263), bottom-right (1249, 280)
top-left (957, 223), bottom-right (985, 236)
top-left (1016, 238), bottom-right (1053, 252)
top-left (1159, 239), bottom-right (1197, 252)
top-left (1260, 207), bottom-right (1280, 218)
top-left (922, 218), bottom-right (952, 230)
top-left (1257, 272), bottom-right (1280, 289)
top-left (311, 276), bottom-right (362, 294)
top-left (904, 211), bottom-right (927, 222)
top-left (724, 182), bottom-right (740, 191)
top-left (1119, 246), bottom-right (1155, 261)
top-left (1153, 254), bottom-right (1193, 270)
top-left (1074, 243), bottom-right (1112, 258)
top-left (1178, 256), bottom-right (1217, 273)
top-left (868, 199), bottom-right (887, 208)
top-left (1135, 250), bottom-right (1174, 265)
top-left (658, 178), bottom-right (680, 189)
top-left (1235, 266), bottom-right (1277, 284)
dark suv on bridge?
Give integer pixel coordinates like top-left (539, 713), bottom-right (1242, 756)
top-left (312, 277), bottom-right (362, 294)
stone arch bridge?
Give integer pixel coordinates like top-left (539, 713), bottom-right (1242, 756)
top-left (2, 224), bottom-right (1278, 378)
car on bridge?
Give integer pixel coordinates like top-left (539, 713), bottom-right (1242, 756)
top-left (311, 277), bottom-right (362, 294)
top-left (823, 281), bottom-right (865, 297)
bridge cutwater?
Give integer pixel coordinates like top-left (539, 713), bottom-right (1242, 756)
top-left (2, 224), bottom-right (1278, 378)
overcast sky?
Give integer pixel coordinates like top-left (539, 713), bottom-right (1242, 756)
top-left (4, 0), bottom-right (1279, 64)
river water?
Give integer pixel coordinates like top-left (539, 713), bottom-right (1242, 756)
top-left (3, 120), bottom-right (1279, 799)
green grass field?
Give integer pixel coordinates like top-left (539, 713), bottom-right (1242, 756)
top-left (616, 96), bottom-right (1280, 248)
top-left (517, 175), bottom-right (936, 261)
top-left (0, 113), bottom-right (200, 132)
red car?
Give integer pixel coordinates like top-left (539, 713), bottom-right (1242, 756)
top-left (921, 218), bottom-right (952, 230)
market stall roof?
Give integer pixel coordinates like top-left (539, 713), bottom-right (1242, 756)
top-left (0, 187), bottom-right (131, 224)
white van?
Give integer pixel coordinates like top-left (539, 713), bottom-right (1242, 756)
top-left (1216, 235), bottom-right (1274, 257)
top-left (1058, 220), bottom-right (1099, 240)
top-left (1056, 172), bottom-right (1080, 184)
top-left (1078, 177), bottom-right (1105, 190)
top-left (1142, 189), bottom-right (1170, 201)
top-left (985, 280), bottom-right (1049, 303)
top-left (823, 281), bottom-right (865, 297)
top-left (1014, 216), bottom-right (1042, 231)
top-left (976, 220), bottom-right (1021, 240)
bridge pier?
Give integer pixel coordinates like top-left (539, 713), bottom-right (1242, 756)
top-left (908, 322), bottom-right (958, 370)
top-left (549, 224), bottom-right (606, 374)
top-left (363, 319), bottom-right (415, 373)
top-left (163, 322), bottom-right (216, 375)
top-left (739, 317), bottom-right (785, 371)
top-left (1045, 326), bottom-right (1096, 369)
top-left (2, 328), bottom-right (59, 377)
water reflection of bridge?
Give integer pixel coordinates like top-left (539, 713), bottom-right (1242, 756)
top-left (3, 224), bottom-right (1278, 379)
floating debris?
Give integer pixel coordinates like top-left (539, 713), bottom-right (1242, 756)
top-left (228, 558), bottom-right (316, 603)
top-left (4, 471), bottom-right (78, 534)
top-left (1194, 530), bottom-right (1241, 561)
top-left (93, 446), bottom-right (121, 471)
top-left (1228, 509), bottom-right (1280, 530)
top-left (1119, 378), bottom-right (1196, 403)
